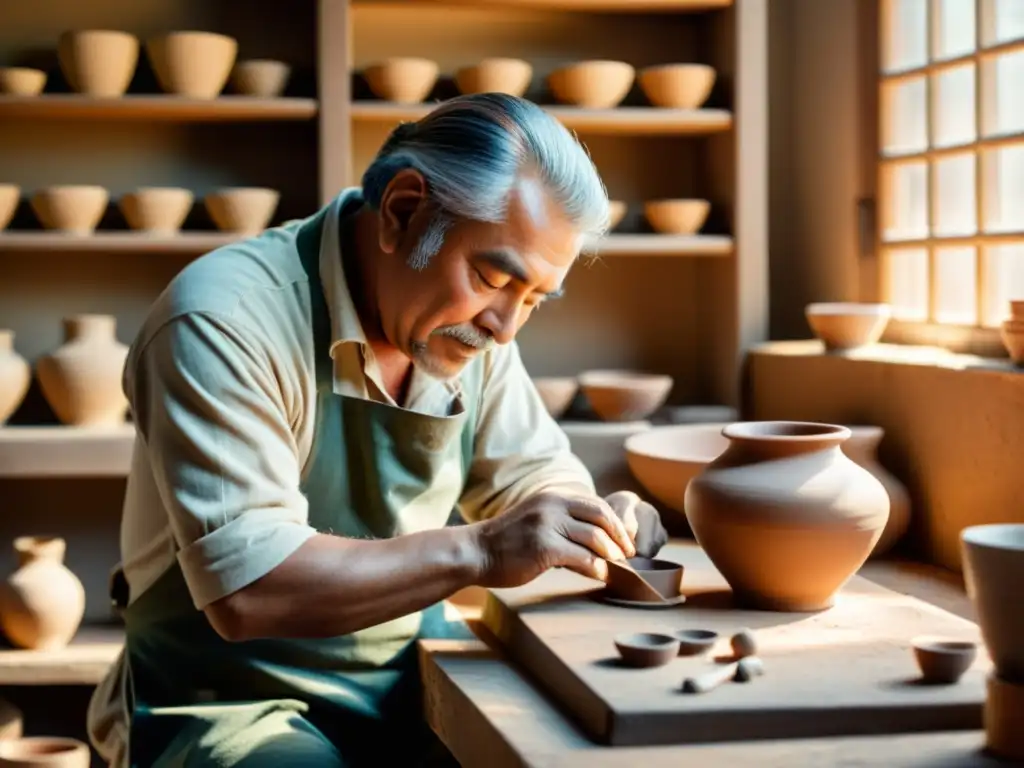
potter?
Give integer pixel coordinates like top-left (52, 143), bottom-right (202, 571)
top-left (86, 94), bottom-right (668, 768)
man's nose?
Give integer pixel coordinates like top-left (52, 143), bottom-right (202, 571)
top-left (476, 300), bottom-right (520, 346)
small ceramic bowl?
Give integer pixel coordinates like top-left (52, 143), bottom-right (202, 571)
top-left (547, 60), bottom-right (635, 109)
top-left (578, 369), bottom-right (673, 422)
top-left (608, 200), bottom-right (627, 231)
top-left (912, 636), bottom-right (978, 684)
top-left (532, 377), bottom-right (577, 419)
top-left (614, 632), bottom-right (680, 668)
top-left (231, 59), bottom-right (292, 97)
top-left (364, 57), bottom-right (439, 104)
top-left (644, 199), bottom-right (710, 235)
top-left (805, 302), bottom-right (891, 350)
top-left (638, 63), bottom-right (716, 109)
top-left (624, 556), bottom-right (684, 599)
top-left (0, 66), bottom-right (47, 96)
top-left (675, 628), bottom-right (718, 656)
top-left (454, 57), bottom-right (533, 97)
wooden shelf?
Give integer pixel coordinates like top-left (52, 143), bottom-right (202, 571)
top-left (0, 426), bottom-right (135, 478)
top-left (592, 233), bottom-right (733, 256)
top-left (361, 0), bottom-right (732, 10)
top-left (0, 232), bottom-right (242, 254)
top-left (0, 95), bottom-right (318, 122)
top-left (0, 624), bottom-right (122, 686)
top-left (351, 102), bottom-right (733, 136)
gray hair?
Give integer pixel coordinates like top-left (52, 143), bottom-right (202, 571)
top-left (361, 93), bottom-right (610, 269)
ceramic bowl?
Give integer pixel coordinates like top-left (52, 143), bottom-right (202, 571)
top-left (911, 636), bottom-right (978, 684)
top-left (805, 302), bottom-right (891, 350)
top-left (58, 29), bottom-right (139, 97)
top-left (0, 67), bottom-right (46, 96)
top-left (146, 31), bottom-right (238, 99)
top-left (0, 736), bottom-right (90, 768)
top-left (231, 59), bottom-right (291, 97)
top-left (364, 58), bottom-right (439, 104)
top-left (578, 370), bottom-right (673, 422)
top-left (644, 199), bottom-right (710, 235)
top-left (1000, 321), bottom-right (1024, 364)
top-left (204, 187), bottom-right (279, 234)
top-left (638, 63), bottom-right (716, 108)
top-left (547, 60), bottom-right (635, 109)
top-left (675, 628), bottom-right (718, 656)
top-left (608, 200), bottom-right (627, 231)
top-left (622, 556), bottom-right (684, 599)
top-left (0, 185), bottom-right (19, 231)
top-left (30, 185), bottom-right (109, 234)
top-left (119, 187), bottom-right (194, 233)
top-left (613, 632), bottom-right (680, 668)
top-left (624, 423), bottom-right (730, 514)
top-left (455, 58), bottom-right (532, 97)
top-left (531, 377), bottom-right (577, 419)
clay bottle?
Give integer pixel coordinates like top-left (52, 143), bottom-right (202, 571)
top-left (0, 331), bottom-right (30, 425)
top-left (0, 537), bottom-right (85, 650)
top-left (842, 426), bottom-right (911, 557)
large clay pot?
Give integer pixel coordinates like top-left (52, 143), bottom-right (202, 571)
top-left (684, 421), bottom-right (890, 611)
top-left (0, 736), bottom-right (90, 768)
top-left (57, 30), bottom-right (139, 97)
top-left (0, 537), bottom-right (85, 651)
top-left (842, 425), bottom-right (911, 557)
top-left (146, 31), bottom-right (238, 99)
top-left (36, 314), bottom-right (129, 427)
top-left (0, 331), bottom-right (30, 425)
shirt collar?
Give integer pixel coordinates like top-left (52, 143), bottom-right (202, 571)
top-left (319, 188), bottom-right (371, 355)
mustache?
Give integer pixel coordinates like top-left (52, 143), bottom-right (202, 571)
top-left (433, 324), bottom-right (494, 350)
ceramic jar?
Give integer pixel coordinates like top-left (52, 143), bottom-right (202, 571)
top-left (0, 537), bottom-right (85, 651)
top-left (36, 314), bottom-right (129, 427)
top-left (842, 426), bottom-right (911, 557)
top-left (684, 421), bottom-right (890, 611)
top-left (0, 332), bottom-right (30, 425)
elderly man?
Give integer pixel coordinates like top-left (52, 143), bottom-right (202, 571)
top-left (87, 93), bottom-right (667, 767)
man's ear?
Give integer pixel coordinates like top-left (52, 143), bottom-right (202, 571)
top-left (378, 169), bottom-right (429, 254)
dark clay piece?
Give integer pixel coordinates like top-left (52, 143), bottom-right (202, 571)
top-left (614, 632), bottom-right (681, 668)
top-left (605, 560), bottom-right (668, 603)
top-left (912, 637), bottom-right (977, 684)
top-left (623, 556), bottom-right (685, 599)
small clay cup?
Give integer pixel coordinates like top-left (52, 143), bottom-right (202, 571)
top-left (614, 632), bottom-right (680, 668)
top-left (675, 629), bottom-right (718, 656)
top-left (531, 377), bottom-right (577, 419)
top-left (912, 637), bottom-right (978, 684)
top-left (624, 556), bottom-right (684, 599)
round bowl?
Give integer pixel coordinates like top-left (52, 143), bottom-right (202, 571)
top-left (364, 57), bottom-right (439, 104)
top-left (805, 302), bottom-right (891, 350)
top-left (58, 29), bottom-right (139, 97)
top-left (607, 556), bottom-right (684, 600)
top-left (547, 60), bottom-right (635, 109)
top-left (146, 31), bottom-right (238, 99)
top-left (644, 199), bottom-right (710, 235)
top-left (675, 628), bottom-right (718, 656)
top-left (638, 63), bottom-right (716, 108)
top-left (230, 59), bottom-right (291, 97)
top-left (455, 57), bottom-right (532, 97)
top-left (0, 736), bottom-right (90, 768)
top-left (204, 187), bottom-right (279, 234)
top-left (0, 185), bottom-right (20, 231)
top-left (532, 377), bottom-right (577, 419)
top-left (911, 636), bottom-right (978, 684)
top-left (578, 370), bottom-right (673, 422)
top-left (608, 200), bottom-right (627, 231)
top-left (119, 187), bottom-right (194, 233)
top-left (1000, 322), bottom-right (1024, 364)
top-left (624, 423), bottom-right (731, 514)
top-left (613, 632), bottom-right (680, 668)
top-left (0, 67), bottom-right (46, 96)
top-left (30, 185), bottom-right (108, 234)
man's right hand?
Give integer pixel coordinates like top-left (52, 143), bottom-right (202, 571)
top-left (469, 490), bottom-right (637, 588)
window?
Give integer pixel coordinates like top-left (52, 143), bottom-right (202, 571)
top-left (879, 0), bottom-right (1024, 334)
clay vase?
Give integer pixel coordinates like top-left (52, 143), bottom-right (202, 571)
top-left (0, 737), bottom-right (90, 768)
top-left (684, 421), bottom-right (890, 611)
top-left (0, 332), bottom-right (29, 425)
top-left (0, 537), bottom-right (85, 651)
top-left (36, 314), bottom-right (129, 427)
top-left (842, 426), bottom-right (911, 557)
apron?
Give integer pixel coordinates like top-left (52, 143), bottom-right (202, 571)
top-left (112, 197), bottom-right (481, 767)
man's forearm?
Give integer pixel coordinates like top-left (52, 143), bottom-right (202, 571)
top-left (205, 526), bottom-right (482, 642)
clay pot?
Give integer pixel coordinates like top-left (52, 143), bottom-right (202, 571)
top-left (578, 370), bottom-right (673, 422)
top-left (0, 68), bottom-right (46, 96)
top-left (614, 633), bottom-right (680, 668)
top-left (454, 58), bottom-right (533, 97)
top-left (204, 187), bottom-right (280, 234)
top-left (0, 737), bottom-right (89, 768)
top-left (624, 423), bottom-right (730, 515)
top-left (911, 637), bottom-right (978, 684)
top-left (961, 524), bottom-right (1024, 683)
top-left (57, 30), bottom-right (139, 97)
top-left (685, 421), bottom-right (890, 612)
top-left (1000, 319), bottom-right (1024, 364)
top-left (644, 199), bottom-right (710, 235)
top-left (364, 58), bottom-right (439, 104)
top-left (608, 200), bottom-right (627, 231)
top-left (0, 537), bottom-right (85, 651)
top-left (805, 302), bottom-right (891, 350)
top-left (532, 377), bottom-right (577, 419)
top-left (0, 185), bottom-right (18, 231)
top-left (547, 61), bottom-right (635, 109)
top-left (146, 31), bottom-right (238, 99)
top-left (0, 332), bottom-right (30, 426)
top-left (36, 314), bottom-right (129, 427)
top-left (30, 186), bottom-right (108, 234)
top-left (841, 426), bottom-right (911, 557)
top-left (638, 63), bottom-right (716, 108)
top-left (119, 187), bottom-right (194, 233)
top-left (230, 59), bottom-right (291, 98)
top-left (0, 698), bottom-right (22, 740)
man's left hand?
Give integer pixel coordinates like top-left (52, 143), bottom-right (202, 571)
top-left (604, 490), bottom-right (668, 559)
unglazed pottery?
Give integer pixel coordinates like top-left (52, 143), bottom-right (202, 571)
top-left (985, 673), bottom-right (1024, 761)
top-left (675, 629), bottom-right (717, 656)
top-left (230, 59), bottom-right (291, 97)
top-left (0, 698), bottom-right (21, 740)
top-left (638, 63), bottom-right (716, 108)
top-left (961, 524), bottom-right (1024, 683)
top-left (119, 187), bottom-right (194, 233)
top-left (531, 377), bottom-right (577, 419)
top-left (0, 68), bottom-right (46, 96)
top-left (605, 560), bottom-right (667, 603)
top-left (0, 537), bottom-right (85, 651)
top-left (608, 200), bottom-right (627, 230)
top-left (0, 185), bottom-right (18, 231)
top-left (36, 314), bottom-right (129, 426)
top-left (547, 61), bottom-right (635, 109)
top-left (684, 421), bottom-right (890, 612)
top-left (842, 425), bottom-right (911, 557)
top-left (454, 58), bottom-right (532, 97)
top-left (624, 423), bottom-right (730, 514)
top-left (1000, 319), bottom-right (1024, 364)
top-left (364, 58), bottom-right (439, 104)
top-left (146, 31), bottom-right (238, 99)
top-left (578, 370), bottom-right (673, 422)
top-left (616, 556), bottom-right (683, 599)
top-left (911, 637), bottom-right (977, 684)
top-left (805, 302), bottom-right (891, 350)
top-left (57, 30), bottom-right (138, 97)
top-left (613, 632), bottom-right (679, 667)
top-left (0, 737), bottom-right (90, 768)
top-left (0, 331), bottom-right (30, 425)
top-left (30, 186), bottom-right (108, 234)
top-left (644, 199), bottom-right (710, 235)
top-left (204, 187), bottom-right (279, 234)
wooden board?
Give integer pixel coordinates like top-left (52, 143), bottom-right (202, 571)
top-left (482, 542), bottom-right (991, 747)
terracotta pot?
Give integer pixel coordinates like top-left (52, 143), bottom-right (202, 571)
top-left (961, 524), bottom-right (1024, 683)
top-left (0, 698), bottom-right (22, 740)
top-left (805, 302), bottom-right (891, 350)
top-left (547, 60), bottom-right (635, 109)
top-left (146, 31), bottom-right (238, 99)
top-left (31, 186), bottom-right (108, 234)
top-left (841, 426), bottom-right (910, 557)
top-left (1000, 321), bottom-right (1024, 364)
top-left (0, 331), bottom-right (30, 426)
top-left (644, 199), bottom-right (710, 235)
top-left (204, 187), bottom-right (279, 234)
top-left (36, 314), bottom-right (129, 427)
top-left (607, 200), bottom-right (626, 231)
top-left (119, 187), bottom-right (194, 233)
top-left (57, 30), bottom-right (139, 97)
top-left (230, 59), bottom-right (291, 97)
top-left (364, 58), bottom-right (439, 104)
top-left (578, 370), bottom-right (672, 422)
top-left (0, 737), bottom-right (89, 768)
top-left (0, 537), bottom-right (85, 651)
top-left (0, 185), bottom-right (18, 231)
top-left (532, 377), bottom-right (577, 419)
top-left (0, 68), bottom-right (46, 96)
top-left (638, 63), bottom-right (716, 109)
top-left (454, 58), bottom-right (533, 97)
top-left (685, 421), bottom-right (890, 611)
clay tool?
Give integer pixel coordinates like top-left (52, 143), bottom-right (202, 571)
top-left (682, 656), bottom-right (764, 694)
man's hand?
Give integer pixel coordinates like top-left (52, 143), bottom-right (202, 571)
top-left (604, 490), bottom-right (668, 559)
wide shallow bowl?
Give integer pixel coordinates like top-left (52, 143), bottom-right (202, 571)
top-left (30, 185), bottom-right (108, 234)
top-left (0, 736), bottom-right (90, 768)
top-left (0, 67), bottom-right (46, 95)
top-left (455, 58), bottom-right (532, 97)
top-left (204, 187), bottom-right (279, 234)
top-left (613, 632), bottom-right (680, 668)
top-left (532, 377), bottom-right (577, 419)
top-left (644, 199), bottom-right (710, 235)
top-left (230, 59), bottom-right (291, 97)
top-left (146, 31), bottom-right (238, 98)
top-left (911, 636), bottom-right (978, 684)
top-left (638, 63), bottom-right (716, 108)
top-left (625, 423), bottom-right (730, 514)
top-left (547, 60), bottom-right (635, 109)
top-left (578, 369), bottom-right (673, 422)
top-left (364, 58), bottom-right (439, 104)
top-left (119, 187), bottom-right (193, 233)
top-left (58, 29), bottom-right (139, 97)
top-left (805, 302), bottom-right (891, 350)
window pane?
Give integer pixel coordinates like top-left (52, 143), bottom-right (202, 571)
top-left (883, 77), bottom-right (928, 154)
top-left (982, 50), bottom-right (1024, 136)
top-left (887, 248), bottom-right (930, 320)
top-left (982, 144), bottom-right (1024, 233)
top-left (935, 0), bottom-right (976, 60)
top-left (884, 0), bottom-right (929, 71)
top-left (935, 247), bottom-right (977, 324)
top-left (935, 153), bottom-right (977, 236)
top-left (981, 0), bottom-right (1024, 46)
top-left (933, 64), bottom-right (976, 147)
top-left (983, 244), bottom-right (1024, 325)
top-left (883, 162), bottom-right (930, 240)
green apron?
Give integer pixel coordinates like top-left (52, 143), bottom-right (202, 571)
top-left (121, 197), bottom-right (480, 767)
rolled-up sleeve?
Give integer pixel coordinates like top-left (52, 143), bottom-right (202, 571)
top-left (128, 311), bottom-right (317, 609)
top-left (458, 341), bottom-right (595, 522)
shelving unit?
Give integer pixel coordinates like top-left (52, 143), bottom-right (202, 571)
top-left (0, 625), bottom-right (122, 686)
top-left (0, 426), bottom-right (135, 478)
top-left (0, 95), bottom-right (319, 122)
